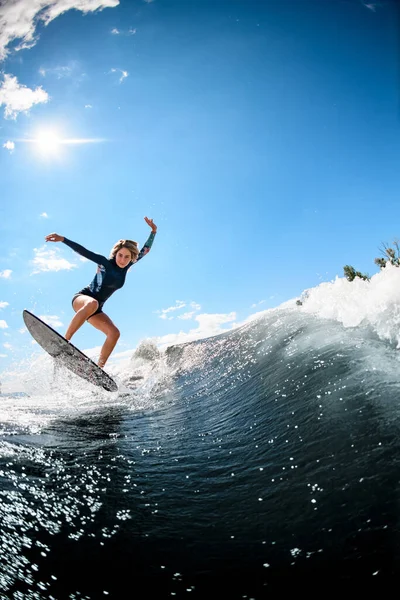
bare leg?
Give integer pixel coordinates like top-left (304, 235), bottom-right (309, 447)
top-left (87, 312), bottom-right (120, 367)
top-left (65, 296), bottom-right (99, 341)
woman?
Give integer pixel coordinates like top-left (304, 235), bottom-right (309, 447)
top-left (45, 216), bottom-right (157, 368)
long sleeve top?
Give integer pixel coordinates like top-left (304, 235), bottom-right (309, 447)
top-left (62, 232), bottom-right (156, 306)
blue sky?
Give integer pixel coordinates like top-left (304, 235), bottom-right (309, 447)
top-left (0, 0), bottom-right (398, 374)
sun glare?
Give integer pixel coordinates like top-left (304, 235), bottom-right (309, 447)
top-left (18, 129), bottom-right (105, 157)
top-left (35, 130), bottom-right (61, 154)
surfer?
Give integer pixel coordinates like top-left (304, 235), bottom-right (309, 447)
top-left (45, 216), bottom-right (157, 368)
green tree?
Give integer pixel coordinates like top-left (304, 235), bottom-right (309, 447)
top-left (343, 265), bottom-right (370, 282)
top-left (374, 240), bottom-right (400, 269)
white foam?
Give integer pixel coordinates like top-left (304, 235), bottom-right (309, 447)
top-left (300, 263), bottom-right (400, 346)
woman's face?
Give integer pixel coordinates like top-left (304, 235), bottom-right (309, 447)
top-left (115, 247), bottom-right (133, 268)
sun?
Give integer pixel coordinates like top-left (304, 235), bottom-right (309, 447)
top-left (34, 130), bottom-right (62, 155)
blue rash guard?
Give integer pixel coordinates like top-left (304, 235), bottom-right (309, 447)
top-left (62, 232), bottom-right (156, 316)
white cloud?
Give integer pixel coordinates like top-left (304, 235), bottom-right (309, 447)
top-left (159, 314), bottom-right (172, 321)
top-left (251, 299), bottom-right (266, 309)
top-left (0, 354), bottom-right (7, 358)
top-left (111, 27), bottom-right (136, 35)
top-left (82, 345), bottom-right (102, 359)
top-left (0, 320), bottom-right (8, 329)
top-left (164, 300), bottom-right (186, 312)
top-left (0, 0), bottom-right (120, 61)
top-left (195, 312), bottom-right (236, 332)
top-left (157, 300), bottom-right (201, 320)
top-left (31, 246), bottom-right (77, 274)
top-left (157, 300), bottom-right (186, 319)
top-left (85, 104), bottom-right (93, 109)
top-left (38, 62), bottom-right (86, 85)
top-left (0, 302), bottom-right (9, 309)
top-left (19, 327), bottom-right (27, 334)
top-left (40, 212), bottom-right (49, 218)
top-left (178, 303), bottom-right (202, 320)
top-left (39, 315), bottom-right (63, 328)
top-left (3, 343), bottom-right (12, 349)
top-left (178, 312), bottom-right (196, 320)
top-left (189, 302), bottom-right (201, 311)
top-left (110, 68), bottom-right (128, 83)
top-left (0, 74), bottom-right (49, 119)
top-left (362, 2), bottom-right (377, 11)
top-left (39, 65), bottom-right (72, 78)
top-left (0, 270), bottom-right (12, 279)
top-left (155, 312), bottom-right (237, 349)
top-left (3, 140), bottom-right (15, 152)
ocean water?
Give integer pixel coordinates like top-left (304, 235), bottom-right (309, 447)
top-left (1, 266), bottom-right (400, 597)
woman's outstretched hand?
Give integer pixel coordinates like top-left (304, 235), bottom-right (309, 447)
top-left (45, 233), bottom-right (64, 242)
top-left (144, 217), bottom-right (157, 233)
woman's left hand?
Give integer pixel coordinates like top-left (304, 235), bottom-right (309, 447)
top-left (144, 216), bottom-right (157, 233)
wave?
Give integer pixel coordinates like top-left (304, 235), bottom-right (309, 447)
top-left (1, 269), bottom-right (400, 593)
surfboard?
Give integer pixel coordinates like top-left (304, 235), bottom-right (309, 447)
top-left (23, 310), bottom-right (118, 392)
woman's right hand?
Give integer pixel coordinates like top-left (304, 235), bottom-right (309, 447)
top-left (45, 233), bottom-right (64, 242)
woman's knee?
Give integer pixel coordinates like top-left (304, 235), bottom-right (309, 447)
top-left (106, 324), bottom-right (121, 343)
top-left (109, 326), bottom-right (120, 342)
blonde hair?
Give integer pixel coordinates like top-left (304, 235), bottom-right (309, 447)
top-left (110, 239), bottom-right (139, 262)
